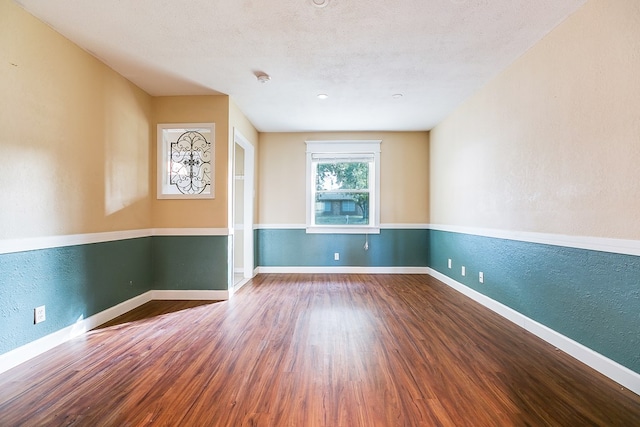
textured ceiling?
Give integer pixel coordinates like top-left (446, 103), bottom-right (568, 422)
top-left (15, 0), bottom-right (586, 132)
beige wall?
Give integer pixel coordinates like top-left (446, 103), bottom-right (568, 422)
top-left (0, 0), bottom-right (152, 239)
top-left (229, 100), bottom-right (259, 150)
top-left (430, 0), bottom-right (640, 240)
top-left (258, 132), bottom-right (429, 225)
top-left (1, 0), bottom-right (256, 236)
top-left (229, 99), bottom-right (260, 224)
top-left (151, 96), bottom-right (230, 228)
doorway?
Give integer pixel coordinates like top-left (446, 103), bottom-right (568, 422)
top-left (230, 129), bottom-right (255, 294)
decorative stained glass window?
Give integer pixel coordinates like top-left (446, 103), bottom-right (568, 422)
top-left (157, 123), bottom-right (215, 199)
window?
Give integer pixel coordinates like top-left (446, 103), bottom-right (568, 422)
top-left (306, 140), bottom-right (381, 234)
top-left (157, 123), bottom-right (215, 199)
top-left (341, 200), bottom-right (356, 213)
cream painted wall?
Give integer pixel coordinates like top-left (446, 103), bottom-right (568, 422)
top-left (229, 100), bottom-right (259, 148)
top-left (258, 132), bottom-right (429, 225)
top-left (0, 0), bottom-right (152, 239)
top-left (151, 96), bottom-right (230, 228)
top-left (430, 0), bottom-right (640, 240)
top-left (229, 99), bottom-right (259, 224)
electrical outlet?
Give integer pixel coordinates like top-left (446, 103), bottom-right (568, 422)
top-left (334, 252), bottom-right (340, 261)
top-left (448, 258), bottom-right (452, 269)
top-left (479, 272), bottom-right (484, 283)
top-left (461, 266), bottom-right (466, 276)
top-left (34, 305), bottom-right (46, 324)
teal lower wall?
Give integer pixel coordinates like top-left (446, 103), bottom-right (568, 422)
top-left (3, 227), bottom-right (637, 379)
top-left (428, 229), bottom-right (640, 373)
top-left (257, 226), bottom-right (640, 374)
top-left (0, 237), bottom-right (153, 355)
top-left (152, 235), bottom-right (228, 291)
top-left (0, 234), bottom-right (229, 357)
top-left (256, 228), bottom-right (428, 267)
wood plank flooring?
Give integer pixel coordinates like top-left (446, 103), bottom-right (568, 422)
top-left (1, 274), bottom-right (639, 426)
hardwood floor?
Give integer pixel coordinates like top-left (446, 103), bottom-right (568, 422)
top-left (1, 274), bottom-right (639, 426)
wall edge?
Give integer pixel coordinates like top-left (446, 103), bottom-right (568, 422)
top-left (0, 289), bottom-right (229, 375)
top-left (0, 228), bottom-right (230, 255)
top-left (0, 291), bottom-right (154, 375)
top-left (256, 267), bottom-right (429, 274)
top-left (427, 267), bottom-right (640, 396)
top-left (429, 224), bottom-right (640, 257)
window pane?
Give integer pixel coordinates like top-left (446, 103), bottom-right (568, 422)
top-left (342, 201), bottom-right (356, 212)
top-left (306, 140), bottom-right (380, 233)
top-left (314, 192), bottom-right (369, 225)
top-left (315, 162), bottom-right (369, 191)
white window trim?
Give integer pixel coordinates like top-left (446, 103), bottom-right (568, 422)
top-left (305, 140), bottom-right (381, 234)
top-left (157, 123), bottom-right (215, 199)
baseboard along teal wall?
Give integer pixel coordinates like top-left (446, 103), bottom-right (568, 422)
top-left (428, 229), bottom-right (640, 373)
top-left (3, 227), bottom-right (638, 379)
top-left (256, 228), bottom-right (428, 267)
top-left (0, 237), bottom-right (153, 355)
top-left (0, 235), bottom-right (229, 357)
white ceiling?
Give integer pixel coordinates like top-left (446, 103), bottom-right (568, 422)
top-left (16, 0), bottom-right (586, 132)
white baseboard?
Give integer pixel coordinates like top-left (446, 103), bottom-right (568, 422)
top-left (232, 278), bottom-right (252, 295)
top-left (0, 289), bottom-right (228, 375)
top-left (256, 266), bottom-right (429, 274)
top-left (0, 291), bottom-right (154, 375)
top-left (5, 272), bottom-right (638, 397)
top-left (151, 290), bottom-right (229, 300)
top-left (427, 268), bottom-right (640, 396)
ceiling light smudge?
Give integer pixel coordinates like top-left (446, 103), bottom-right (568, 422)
top-left (256, 73), bottom-right (271, 83)
top-left (310, 0), bottom-right (330, 8)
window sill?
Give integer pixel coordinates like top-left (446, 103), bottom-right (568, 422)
top-left (306, 226), bottom-right (380, 235)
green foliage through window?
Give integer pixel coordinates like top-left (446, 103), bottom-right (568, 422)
top-left (314, 161), bottom-right (371, 225)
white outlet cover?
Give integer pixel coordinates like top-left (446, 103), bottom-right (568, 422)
top-left (448, 259), bottom-right (452, 269)
top-left (479, 272), bottom-right (484, 283)
top-left (34, 305), bottom-right (46, 324)
top-left (461, 266), bottom-right (466, 276)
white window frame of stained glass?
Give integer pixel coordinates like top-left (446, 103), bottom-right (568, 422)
top-left (157, 123), bottom-right (215, 199)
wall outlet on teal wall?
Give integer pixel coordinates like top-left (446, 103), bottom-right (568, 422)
top-left (257, 228), bottom-right (428, 267)
top-left (428, 229), bottom-right (640, 373)
top-left (34, 305), bottom-right (46, 324)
